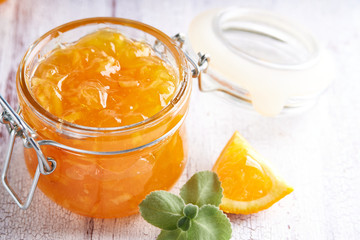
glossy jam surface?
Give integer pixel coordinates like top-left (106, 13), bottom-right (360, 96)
top-left (31, 29), bottom-right (178, 127)
top-left (21, 28), bottom-right (189, 218)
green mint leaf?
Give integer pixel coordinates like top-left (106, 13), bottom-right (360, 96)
top-left (157, 229), bottom-right (187, 240)
top-left (139, 190), bottom-right (185, 230)
top-left (183, 204), bottom-right (199, 219)
top-left (187, 205), bottom-right (232, 240)
top-left (180, 171), bottom-right (223, 207)
top-left (177, 216), bottom-right (191, 231)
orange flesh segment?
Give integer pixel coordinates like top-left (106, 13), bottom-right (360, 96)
top-left (216, 147), bottom-right (273, 201)
top-left (31, 29), bottom-right (178, 127)
top-left (213, 131), bottom-right (293, 214)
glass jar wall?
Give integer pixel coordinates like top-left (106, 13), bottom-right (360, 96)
top-left (16, 18), bottom-right (191, 218)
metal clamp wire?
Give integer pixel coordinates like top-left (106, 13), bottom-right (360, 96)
top-left (38, 111), bottom-right (186, 155)
top-left (0, 95), bottom-right (52, 174)
top-left (172, 33), bottom-right (210, 78)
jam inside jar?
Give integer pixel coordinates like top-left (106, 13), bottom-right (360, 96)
top-left (16, 18), bottom-right (191, 218)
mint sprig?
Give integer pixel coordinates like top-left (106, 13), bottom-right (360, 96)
top-left (139, 171), bottom-right (232, 240)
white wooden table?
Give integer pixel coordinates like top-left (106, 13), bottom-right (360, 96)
top-left (0, 0), bottom-right (359, 239)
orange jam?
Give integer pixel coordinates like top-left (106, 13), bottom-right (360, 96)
top-left (31, 29), bottom-right (178, 127)
top-left (18, 24), bottom-right (190, 218)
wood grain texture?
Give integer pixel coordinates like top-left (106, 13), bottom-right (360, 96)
top-left (0, 0), bottom-right (359, 239)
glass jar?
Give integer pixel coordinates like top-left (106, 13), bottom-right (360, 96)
top-left (188, 8), bottom-right (334, 116)
top-left (2, 18), bottom-right (200, 218)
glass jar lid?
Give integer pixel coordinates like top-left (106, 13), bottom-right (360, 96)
top-left (188, 8), bottom-right (335, 116)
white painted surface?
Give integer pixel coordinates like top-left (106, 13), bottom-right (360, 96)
top-left (0, 0), bottom-right (359, 239)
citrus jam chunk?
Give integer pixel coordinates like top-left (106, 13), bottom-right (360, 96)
top-left (213, 132), bottom-right (293, 214)
top-left (31, 29), bottom-right (178, 127)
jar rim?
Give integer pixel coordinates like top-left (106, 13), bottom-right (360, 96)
top-left (18, 17), bottom-right (189, 133)
top-left (213, 8), bottom-right (320, 70)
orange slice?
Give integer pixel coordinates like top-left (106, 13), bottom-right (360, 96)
top-left (213, 131), bottom-right (293, 214)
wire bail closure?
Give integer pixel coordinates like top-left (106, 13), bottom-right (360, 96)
top-left (172, 33), bottom-right (210, 78)
top-left (0, 95), bottom-right (56, 209)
